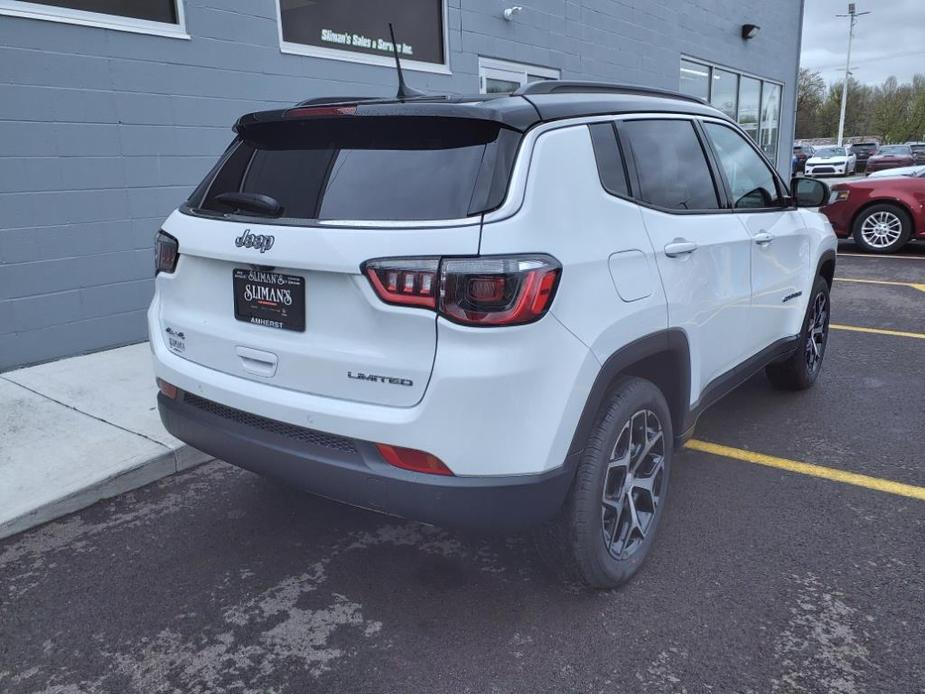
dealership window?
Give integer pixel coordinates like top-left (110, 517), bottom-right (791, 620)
top-left (679, 58), bottom-right (783, 162)
top-left (478, 57), bottom-right (560, 94)
top-left (0, 0), bottom-right (186, 37)
top-left (277, 0), bottom-right (449, 74)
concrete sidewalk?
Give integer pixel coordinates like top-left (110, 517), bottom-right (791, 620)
top-left (0, 342), bottom-right (210, 539)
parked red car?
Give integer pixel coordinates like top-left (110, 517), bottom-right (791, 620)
top-left (819, 170), bottom-right (925, 253)
top-left (865, 144), bottom-right (915, 174)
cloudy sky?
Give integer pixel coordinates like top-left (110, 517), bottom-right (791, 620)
top-left (800, 0), bottom-right (925, 87)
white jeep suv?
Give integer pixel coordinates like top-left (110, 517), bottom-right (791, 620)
top-left (150, 82), bottom-right (836, 588)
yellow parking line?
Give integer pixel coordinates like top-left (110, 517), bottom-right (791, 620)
top-left (838, 252), bottom-right (925, 260)
top-left (835, 277), bottom-right (925, 293)
top-left (686, 439), bottom-right (925, 501)
top-left (830, 324), bottom-right (925, 339)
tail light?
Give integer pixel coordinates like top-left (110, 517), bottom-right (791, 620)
top-left (363, 255), bottom-right (560, 327)
top-left (155, 231), bottom-right (179, 275)
top-left (376, 444), bottom-right (453, 476)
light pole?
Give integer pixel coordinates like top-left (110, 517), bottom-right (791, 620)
top-left (835, 3), bottom-right (870, 146)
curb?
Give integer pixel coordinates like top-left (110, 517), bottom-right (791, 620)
top-left (0, 446), bottom-right (212, 541)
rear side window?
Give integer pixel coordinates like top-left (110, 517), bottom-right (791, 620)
top-left (588, 122), bottom-right (629, 197)
top-left (703, 122), bottom-right (783, 209)
top-left (194, 117), bottom-right (519, 222)
top-left (619, 119), bottom-right (720, 211)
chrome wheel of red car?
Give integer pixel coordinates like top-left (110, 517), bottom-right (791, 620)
top-left (860, 210), bottom-right (903, 248)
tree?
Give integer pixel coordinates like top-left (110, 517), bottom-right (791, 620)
top-left (796, 68), bottom-right (826, 139)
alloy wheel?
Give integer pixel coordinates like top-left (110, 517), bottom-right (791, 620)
top-left (860, 210), bottom-right (903, 248)
top-left (601, 410), bottom-right (665, 560)
top-left (805, 290), bottom-right (828, 373)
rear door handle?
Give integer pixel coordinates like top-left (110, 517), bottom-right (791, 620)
top-left (754, 231), bottom-right (775, 245)
top-left (664, 240), bottom-right (698, 257)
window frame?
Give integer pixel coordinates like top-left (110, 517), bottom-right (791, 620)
top-left (614, 115), bottom-right (729, 216)
top-left (679, 56), bottom-right (784, 164)
top-left (698, 117), bottom-right (795, 213)
top-left (275, 0), bottom-right (451, 75)
top-left (0, 0), bottom-right (188, 39)
top-left (478, 57), bottom-right (560, 94)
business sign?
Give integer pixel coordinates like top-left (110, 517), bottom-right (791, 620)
top-left (279, 0), bottom-right (445, 66)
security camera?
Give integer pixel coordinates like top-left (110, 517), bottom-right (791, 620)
top-left (503, 6), bottom-right (524, 21)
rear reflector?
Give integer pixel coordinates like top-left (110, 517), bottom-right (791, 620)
top-left (376, 444), bottom-right (453, 476)
top-left (156, 378), bottom-right (177, 400)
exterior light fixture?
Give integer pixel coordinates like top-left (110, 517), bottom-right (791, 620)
top-left (503, 6), bottom-right (523, 21)
top-left (741, 24), bottom-right (760, 39)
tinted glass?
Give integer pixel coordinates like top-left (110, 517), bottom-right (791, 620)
top-left (279, 0), bottom-right (444, 65)
top-left (621, 120), bottom-right (719, 211)
top-left (704, 123), bottom-right (782, 209)
top-left (26, 0), bottom-right (176, 22)
top-left (197, 117), bottom-right (512, 221)
top-left (679, 60), bottom-right (710, 100)
top-left (588, 123), bottom-right (629, 197)
top-left (710, 69), bottom-right (738, 118)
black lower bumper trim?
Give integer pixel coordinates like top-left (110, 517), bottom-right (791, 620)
top-left (158, 392), bottom-right (575, 531)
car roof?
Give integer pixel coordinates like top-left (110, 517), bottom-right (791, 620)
top-left (234, 81), bottom-right (734, 134)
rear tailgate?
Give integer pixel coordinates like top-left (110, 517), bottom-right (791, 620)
top-left (155, 213), bottom-right (480, 407)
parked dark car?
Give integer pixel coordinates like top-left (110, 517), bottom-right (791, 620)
top-left (909, 143), bottom-right (925, 165)
top-left (819, 169), bottom-right (925, 253)
top-left (849, 142), bottom-right (878, 172)
top-left (793, 144), bottom-right (813, 173)
top-left (865, 144), bottom-right (915, 174)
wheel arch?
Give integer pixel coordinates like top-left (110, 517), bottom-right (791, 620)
top-left (816, 249), bottom-right (836, 289)
top-left (568, 330), bottom-right (691, 457)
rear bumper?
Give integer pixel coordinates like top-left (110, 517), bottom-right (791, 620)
top-left (158, 390), bottom-right (576, 530)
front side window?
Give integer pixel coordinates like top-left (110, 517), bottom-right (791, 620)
top-left (620, 119), bottom-right (719, 211)
top-left (4, 0), bottom-right (178, 23)
top-left (704, 123), bottom-right (783, 209)
top-left (278, 0), bottom-right (445, 68)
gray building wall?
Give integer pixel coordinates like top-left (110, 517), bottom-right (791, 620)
top-left (0, 0), bottom-right (803, 371)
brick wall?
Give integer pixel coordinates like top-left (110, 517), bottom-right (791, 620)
top-left (0, 0), bottom-right (803, 370)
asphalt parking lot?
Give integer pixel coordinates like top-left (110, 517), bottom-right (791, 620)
top-left (2, 241), bottom-right (924, 694)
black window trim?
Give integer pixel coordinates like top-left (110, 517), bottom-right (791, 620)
top-left (696, 117), bottom-right (796, 212)
top-left (614, 116), bottom-right (733, 216)
top-left (587, 122), bottom-right (634, 202)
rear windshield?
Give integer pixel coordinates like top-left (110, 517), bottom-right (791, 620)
top-left (189, 116), bottom-right (519, 222)
top-left (878, 145), bottom-right (911, 155)
top-left (852, 144), bottom-right (877, 152)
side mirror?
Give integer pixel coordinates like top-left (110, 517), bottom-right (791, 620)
top-left (791, 176), bottom-right (829, 208)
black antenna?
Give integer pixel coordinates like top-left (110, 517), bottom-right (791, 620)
top-left (388, 23), bottom-right (426, 99)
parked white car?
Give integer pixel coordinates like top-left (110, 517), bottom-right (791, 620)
top-left (805, 146), bottom-right (857, 176)
top-left (866, 164), bottom-right (925, 179)
top-left (149, 82), bottom-right (837, 588)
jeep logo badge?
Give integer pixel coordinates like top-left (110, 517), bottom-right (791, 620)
top-left (235, 229), bottom-right (275, 254)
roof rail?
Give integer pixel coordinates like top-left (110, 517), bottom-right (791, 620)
top-left (513, 80), bottom-right (705, 105)
top-left (295, 96), bottom-right (380, 107)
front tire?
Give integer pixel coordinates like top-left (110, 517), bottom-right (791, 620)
top-left (765, 276), bottom-right (830, 390)
top-left (852, 204), bottom-right (912, 253)
top-left (534, 378), bottom-right (672, 589)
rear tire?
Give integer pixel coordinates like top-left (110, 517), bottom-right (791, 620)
top-left (852, 204), bottom-right (912, 254)
top-left (765, 276), bottom-right (830, 391)
top-left (533, 378), bottom-right (672, 589)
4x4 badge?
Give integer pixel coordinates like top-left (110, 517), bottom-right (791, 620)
top-left (235, 229), bottom-right (275, 253)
